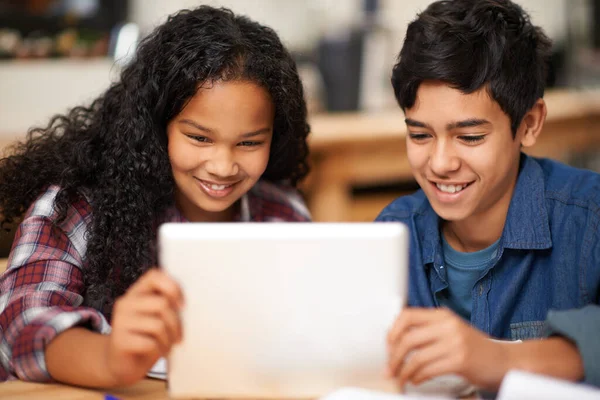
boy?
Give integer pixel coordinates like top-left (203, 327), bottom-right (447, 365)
top-left (377, 0), bottom-right (600, 392)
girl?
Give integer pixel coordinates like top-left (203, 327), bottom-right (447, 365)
top-left (0, 6), bottom-right (310, 388)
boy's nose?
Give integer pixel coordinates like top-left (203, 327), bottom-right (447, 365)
top-left (429, 141), bottom-right (460, 175)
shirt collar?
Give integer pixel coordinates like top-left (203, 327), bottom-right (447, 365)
top-left (501, 154), bottom-right (552, 250)
top-left (239, 193), bottom-right (251, 222)
top-left (420, 153), bottom-right (552, 263)
top-left (166, 193), bottom-right (252, 222)
top-left (420, 200), bottom-right (441, 265)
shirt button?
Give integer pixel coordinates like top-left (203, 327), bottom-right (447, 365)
top-left (479, 284), bottom-right (484, 295)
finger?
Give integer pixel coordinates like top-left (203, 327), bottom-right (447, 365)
top-left (129, 269), bottom-right (184, 309)
top-left (397, 340), bottom-right (453, 388)
top-left (405, 357), bottom-right (463, 388)
top-left (387, 308), bottom-right (422, 343)
top-left (129, 294), bottom-right (183, 344)
top-left (388, 308), bottom-right (449, 344)
top-left (388, 324), bottom-right (442, 376)
top-left (128, 315), bottom-right (173, 355)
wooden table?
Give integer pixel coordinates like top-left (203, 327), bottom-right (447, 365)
top-left (306, 88), bottom-right (600, 221)
top-left (0, 379), bottom-right (483, 399)
top-left (0, 379), bottom-right (169, 399)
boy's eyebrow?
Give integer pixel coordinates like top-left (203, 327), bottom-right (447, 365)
top-left (405, 118), bottom-right (429, 128)
top-left (447, 118), bottom-right (491, 130)
top-left (405, 118), bottom-right (492, 131)
top-left (178, 120), bottom-right (270, 137)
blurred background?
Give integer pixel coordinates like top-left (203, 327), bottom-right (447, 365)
top-left (0, 0), bottom-right (599, 239)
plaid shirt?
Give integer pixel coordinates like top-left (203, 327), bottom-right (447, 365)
top-left (0, 181), bottom-right (310, 382)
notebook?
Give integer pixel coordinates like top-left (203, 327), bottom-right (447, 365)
top-left (497, 370), bottom-right (600, 400)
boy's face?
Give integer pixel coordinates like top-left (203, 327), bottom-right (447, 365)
top-left (405, 81), bottom-right (532, 223)
top-left (167, 80), bottom-right (274, 222)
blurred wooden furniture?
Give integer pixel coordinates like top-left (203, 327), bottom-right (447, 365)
top-left (2, 89), bottom-right (600, 223)
top-left (307, 89), bottom-right (600, 221)
top-left (0, 379), bottom-right (168, 400)
top-left (0, 138), bottom-right (17, 153)
top-left (0, 258), bottom-right (7, 274)
top-left (0, 379), bottom-right (482, 400)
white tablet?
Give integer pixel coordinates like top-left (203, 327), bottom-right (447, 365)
top-left (159, 222), bottom-right (408, 399)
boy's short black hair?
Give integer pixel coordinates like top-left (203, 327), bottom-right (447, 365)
top-left (392, 0), bottom-right (552, 135)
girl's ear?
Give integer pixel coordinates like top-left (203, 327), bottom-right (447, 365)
top-left (520, 98), bottom-right (547, 148)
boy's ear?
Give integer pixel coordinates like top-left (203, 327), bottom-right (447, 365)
top-left (519, 98), bottom-right (547, 148)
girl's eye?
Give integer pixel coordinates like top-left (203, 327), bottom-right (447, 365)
top-left (408, 133), bottom-right (431, 142)
top-left (185, 134), bottom-right (211, 143)
top-left (459, 135), bottom-right (485, 144)
top-left (238, 141), bottom-right (263, 147)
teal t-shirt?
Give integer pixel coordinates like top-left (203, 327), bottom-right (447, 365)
top-left (436, 235), bottom-right (500, 320)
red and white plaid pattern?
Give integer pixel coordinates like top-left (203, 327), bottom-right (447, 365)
top-left (0, 181), bottom-right (310, 382)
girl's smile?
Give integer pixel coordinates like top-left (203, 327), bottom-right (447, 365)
top-left (195, 178), bottom-right (238, 199)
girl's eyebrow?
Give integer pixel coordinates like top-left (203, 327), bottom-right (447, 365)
top-left (179, 119), bottom-right (212, 133)
top-left (179, 119), bottom-right (271, 138)
top-left (240, 128), bottom-right (271, 138)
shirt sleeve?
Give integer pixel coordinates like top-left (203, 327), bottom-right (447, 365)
top-left (0, 194), bottom-right (110, 382)
top-left (544, 305), bottom-right (600, 387)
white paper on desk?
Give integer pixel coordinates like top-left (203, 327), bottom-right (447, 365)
top-left (497, 370), bottom-right (600, 400)
top-left (319, 387), bottom-right (454, 400)
top-left (146, 357), bottom-right (167, 380)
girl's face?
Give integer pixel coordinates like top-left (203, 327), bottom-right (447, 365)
top-left (167, 80), bottom-right (274, 222)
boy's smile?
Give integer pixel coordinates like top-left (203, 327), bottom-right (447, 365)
top-left (429, 180), bottom-right (475, 204)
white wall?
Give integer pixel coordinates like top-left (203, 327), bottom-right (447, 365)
top-left (129, 0), bottom-right (570, 50)
top-left (0, 59), bottom-right (120, 135)
top-left (0, 0), bottom-right (574, 137)
top-left (129, 0), bottom-right (361, 52)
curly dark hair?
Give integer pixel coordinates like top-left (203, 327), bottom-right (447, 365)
top-left (392, 0), bottom-right (552, 135)
top-left (0, 6), bottom-right (310, 312)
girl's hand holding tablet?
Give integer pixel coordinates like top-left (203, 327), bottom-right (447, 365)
top-left (105, 269), bottom-right (183, 385)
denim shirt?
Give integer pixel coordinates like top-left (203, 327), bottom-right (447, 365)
top-left (376, 154), bottom-right (600, 385)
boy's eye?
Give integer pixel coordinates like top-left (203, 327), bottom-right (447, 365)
top-left (408, 133), bottom-right (431, 141)
top-left (459, 135), bottom-right (485, 144)
top-left (238, 141), bottom-right (263, 147)
top-left (185, 134), bottom-right (211, 143)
